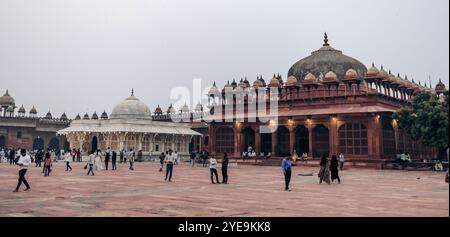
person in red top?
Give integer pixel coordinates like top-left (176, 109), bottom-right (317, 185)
top-left (43, 153), bottom-right (52, 176)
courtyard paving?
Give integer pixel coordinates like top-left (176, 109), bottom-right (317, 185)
top-left (0, 161), bottom-right (448, 217)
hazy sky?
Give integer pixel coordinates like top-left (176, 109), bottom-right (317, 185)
top-left (0, 0), bottom-right (448, 118)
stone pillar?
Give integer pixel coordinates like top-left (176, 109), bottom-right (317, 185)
top-left (234, 126), bottom-right (241, 157)
top-left (271, 131), bottom-right (277, 156)
top-left (255, 126), bottom-right (261, 155)
top-left (289, 127), bottom-right (295, 155)
top-left (308, 123), bottom-right (313, 158)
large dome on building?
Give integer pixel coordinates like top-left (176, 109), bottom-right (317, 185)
top-left (110, 90), bottom-right (152, 120)
top-left (288, 33), bottom-right (367, 82)
top-left (0, 90), bottom-right (15, 107)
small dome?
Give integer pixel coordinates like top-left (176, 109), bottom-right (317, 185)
top-left (194, 102), bottom-right (203, 112)
top-left (45, 111), bottom-right (52, 119)
top-left (323, 71), bottom-right (338, 82)
top-left (230, 79), bottom-right (238, 88)
top-left (91, 112), bottom-right (99, 120)
top-left (269, 74), bottom-right (281, 87)
top-left (29, 106), bottom-right (37, 114)
top-left (302, 73), bottom-right (318, 85)
top-left (154, 105), bottom-right (163, 115)
top-left (286, 76), bottom-right (299, 87)
top-left (101, 110), bottom-right (108, 119)
top-left (180, 103), bottom-right (190, 113)
top-left (208, 82), bottom-right (220, 95)
top-left (0, 90), bottom-right (15, 107)
top-left (75, 114), bottom-right (81, 120)
top-left (83, 113), bottom-right (90, 120)
top-left (344, 68), bottom-right (359, 80)
top-left (243, 77), bottom-right (250, 87)
top-left (238, 79), bottom-right (247, 89)
top-left (60, 113), bottom-right (68, 120)
top-left (18, 105), bottom-right (26, 114)
top-left (110, 90), bottom-right (152, 120)
top-left (378, 66), bottom-right (389, 79)
top-left (435, 79), bottom-right (447, 94)
top-left (366, 63), bottom-right (380, 77)
top-left (6, 105), bottom-right (14, 112)
top-left (167, 104), bottom-right (176, 114)
top-left (253, 77), bottom-right (265, 88)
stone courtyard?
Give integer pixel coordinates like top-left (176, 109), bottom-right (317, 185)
top-left (0, 161), bottom-right (448, 217)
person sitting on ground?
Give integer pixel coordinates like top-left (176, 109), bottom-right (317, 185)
top-left (435, 161), bottom-right (444, 172)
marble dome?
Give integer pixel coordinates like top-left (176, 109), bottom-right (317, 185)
top-left (110, 90), bottom-right (152, 120)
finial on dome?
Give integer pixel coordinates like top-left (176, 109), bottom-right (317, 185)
top-left (131, 88), bottom-right (134, 96)
top-left (372, 62), bottom-right (375, 67)
top-left (323, 32), bottom-right (330, 46)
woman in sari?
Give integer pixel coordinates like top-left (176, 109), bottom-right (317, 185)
top-left (318, 154), bottom-right (331, 184)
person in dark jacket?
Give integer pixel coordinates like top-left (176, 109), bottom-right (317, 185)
top-left (111, 150), bottom-right (117, 170)
top-left (330, 155), bottom-right (341, 184)
top-left (104, 148), bottom-right (111, 170)
top-left (222, 152), bottom-right (229, 184)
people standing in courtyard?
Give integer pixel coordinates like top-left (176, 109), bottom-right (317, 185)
top-left (64, 151), bottom-right (72, 171)
top-left (120, 149), bottom-right (124, 163)
top-left (339, 152), bottom-right (345, 171)
top-left (111, 150), bottom-right (117, 170)
top-left (137, 150), bottom-right (143, 162)
top-left (209, 155), bottom-right (219, 184)
top-left (13, 149), bottom-right (31, 192)
top-left (330, 155), bottom-right (341, 184)
top-left (190, 151), bottom-right (196, 167)
top-left (281, 154), bottom-right (293, 192)
top-left (222, 152), bottom-right (229, 184)
top-left (87, 151), bottom-right (95, 176)
top-left (95, 150), bottom-right (103, 171)
top-left (159, 152), bottom-right (165, 172)
top-left (202, 152), bottom-right (208, 168)
top-left (318, 154), bottom-right (331, 184)
top-left (43, 152), bottom-right (52, 176)
top-left (9, 148), bottom-right (16, 165)
top-left (164, 150), bottom-right (175, 181)
top-left (35, 149), bottom-right (44, 167)
top-left (174, 151), bottom-right (179, 165)
top-left (76, 149), bottom-right (81, 162)
top-left (128, 148), bottom-right (135, 170)
top-left (104, 147), bottom-right (111, 171)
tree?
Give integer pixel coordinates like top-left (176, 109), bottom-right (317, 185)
top-left (393, 91), bottom-right (449, 160)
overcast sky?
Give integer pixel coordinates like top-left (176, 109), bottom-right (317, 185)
top-left (0, 0), bottom-right (448, 118)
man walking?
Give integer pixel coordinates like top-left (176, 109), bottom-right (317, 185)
top-left (14, 149), bottom-right (31, 192)
top-left (281, 155), bottom-right (293, 192)
top-left (104, 147), bottom-right (111, 171)
top-left (165, 149), bottom-right (175, 182)
top-left (111, 150), bottom-right (117, 170)
top-left (339, 152), bottom-right (345, 171)
top-left (64, 151), bottom-right (72, 171)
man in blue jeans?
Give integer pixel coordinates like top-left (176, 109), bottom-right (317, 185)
top-left (165, 149), bottom-right (175, 182)
top-left (281, 154), bottom-right (293, 192)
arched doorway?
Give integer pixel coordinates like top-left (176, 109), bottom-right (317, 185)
top-left (260, 133), bottom-right (272, 155)
top-left (312, 124), bottom-right (329, 158)
top-left (33, 137), bottom-right (44, 150)
top-left (294, 125), bottom-right (309, 156)
top-left (64, 140), bottom-right (70, 152)
top-left (215, 127), bottom-right (234, 154)
top-left (49, 137), bottom-right (60, 151)
top-left (91, 136), bottom-right (98, 152)
top-left (277, 126), bottom-right (290, 157)
top-left (382, 124), bottom-right (396, 158)
top-left (242, 127), bottom-right (255, 152)
top-left (0, 135), bottom-right (6, 149)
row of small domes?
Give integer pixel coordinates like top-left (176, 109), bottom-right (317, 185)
top-left (208, 64), bottom-right (445, 94)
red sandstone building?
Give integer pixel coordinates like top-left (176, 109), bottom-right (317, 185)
top-left (201, 34), bottom-right (447, 165)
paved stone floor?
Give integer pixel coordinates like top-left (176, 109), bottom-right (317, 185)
top-left (0, 162), bottom-right (448, 217)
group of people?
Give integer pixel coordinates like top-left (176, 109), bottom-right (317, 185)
top-left (282, 153), bottom-right (345, 191)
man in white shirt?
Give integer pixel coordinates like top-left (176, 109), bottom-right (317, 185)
top-left (164, 149), bottom-right (175, 181)
top-left (64, 151), bottom-right (72, 171)
top-left (339, 153), bottom-right (345, 171)
top-left (209, 156), bottom-right (219, 184)
top-left (174, 151), bottom-right (179, 165)
top-left (14, 149), bottom-right (31, 192)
